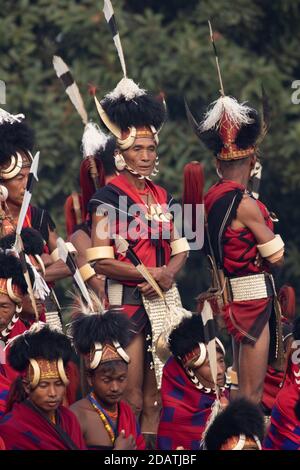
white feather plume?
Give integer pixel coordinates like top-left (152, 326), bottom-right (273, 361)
top-left (0, 108), bottom-right (24, 125)
top-left (105, 77), bottom-right (146, 102)
top-left (201, 95), bottom-right (254, 131)
top-left (82, 122), bottom-right (109, 158)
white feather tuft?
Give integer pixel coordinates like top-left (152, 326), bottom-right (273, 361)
top-left (70, 290), bottom-right (106, 317)
top-left (0, 108), bottom-right (25, 125)
top-left (105, 77), bottom-right (146, 102)
top-left (82, 122), bottom-right (109, 158)
top-left (201, 95), bottom-right (254, 131)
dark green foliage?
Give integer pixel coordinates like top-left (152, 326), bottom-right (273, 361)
top-left (1, 0), bottom-right (299, 310)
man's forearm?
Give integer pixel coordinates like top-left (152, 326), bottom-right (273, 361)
top-left (94, 259), bottom-right (144, 282)
top-left (165, 252), bottom-right (188, 279)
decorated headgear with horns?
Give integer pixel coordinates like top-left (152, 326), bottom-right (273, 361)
top-left (7, 323), bottom-right (72, 388)
top-left (70, 293), bottom-right (133, 370)
top-left (0, 108), bottom-right (34, 180)
top-left (93, 1), bottom-right (166, 161)
top-left (185, 22), bottom-right (269, 162)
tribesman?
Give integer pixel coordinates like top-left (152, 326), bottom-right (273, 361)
top-left (263, 317), bottom-right (300, 450)
top-left (70, 297), bottom-right (145, 450)
top-left (157, 313), bottom-right (228, 450)
top-left (0, 251), bottom-right (32, 416)
top-left (0, 324), bottom-right (85, 450)
top-left (87, 1), bottom-right (189, 442)
top-left (186, 39), bottom-right (284, 402)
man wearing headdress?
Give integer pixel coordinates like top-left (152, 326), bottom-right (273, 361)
top-left (70, 302), bottom-right (145, 450)
top-left (0, 251), bottom-right (31, 416)
top-left (186, 91), bottom-right (284, 403)
top-left (0, 324), bottom-right (85, 450)
top-left (0, 107), bottom-right (71, 284)
top-left (157, 314), bottom-right (228, 450)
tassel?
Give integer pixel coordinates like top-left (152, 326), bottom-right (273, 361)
top-left (182, 161), bottom-right (204, 232)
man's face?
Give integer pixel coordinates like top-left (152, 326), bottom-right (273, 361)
top-left (27, 377), bottom-right (66, 414)
top-left (88, 361), bottom-right (128, 408)
top-left (194, 350), bottom-right (226, 388)
top-left (2, 167), bottom-right (30, 207)
top-left (122, 137), bottom-right (157, 177)
top-left (20, 295), bottom-right (44, 321)
top-left (0, 293), bottom-right (16, 331)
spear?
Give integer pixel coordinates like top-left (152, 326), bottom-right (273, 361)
top-left (14, 152), bottom-right (40, 321)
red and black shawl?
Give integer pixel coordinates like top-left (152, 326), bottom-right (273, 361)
top-left (157, 357), bottom-right (217, 450)
top-left (0, 400), bottom-right (86, 450)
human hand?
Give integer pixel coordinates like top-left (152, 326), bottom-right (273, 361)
top-left (114, 430), bottom-right (137, 450)
top-left (148, 266), bottom-right (174, 291)
top-left (138, 282), bottom-right (160, 300)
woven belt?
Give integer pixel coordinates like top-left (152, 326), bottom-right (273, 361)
top-left (107, 279), bottom-right (142, 306)
top-left (229, 273), bottom-right (274, 302)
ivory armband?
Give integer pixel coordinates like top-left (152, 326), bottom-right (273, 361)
top-left (86, 246), bottom-right (115, 263)
top-left (257, 235), bottom-right (284, 262)
top-left (170, 237), bottom-right (190, 256)
top-left (79, 263), bottom-right (96, 282)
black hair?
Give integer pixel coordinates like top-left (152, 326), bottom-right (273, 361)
top-left (204, 398), bottom-right (265, 450)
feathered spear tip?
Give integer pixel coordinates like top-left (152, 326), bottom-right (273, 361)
top-left (53, 55), bottom-right (88, 125)
top-left (82, 122), bottom-right (109, 158)
top-left (201, 96), bottom-right (254, 132)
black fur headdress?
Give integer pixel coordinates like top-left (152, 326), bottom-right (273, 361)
top-left (0, 251), bottom-right (27, 294)
top-left (204, 398), bottom-right (265, 450)
top-left (8, 324), bottom-right (73, 372)
top-left (71, 310), bottom-right (133, 355)
top-left (0, 111), bottom-right (34, 166)
top-left (168, 314), bottom-right (206, 358)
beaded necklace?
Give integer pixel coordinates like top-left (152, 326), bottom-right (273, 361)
top-left (88, 392), bottom-right (118, 445)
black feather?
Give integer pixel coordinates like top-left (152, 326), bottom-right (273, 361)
top-left (199, 129), bottom-right (223, 155)
top-left (101, 94), bottom-right (166, 131)
top-left (0, 252), bottom-right (28, 294)
top-left (0, 121), bottom-right (34, 165)
top-left (204, 398), bottom-right (265, 450)
top-left (293, 316), bottom-right (300, 341)
top-left (71, 310), bottom-right (133, 354)
top-left (8, 325), bottom-right (73, 372)
top-left (0, 228), bottom-right (44, 256)
top-left (95, 136), bottom-right (116, 176)
top-left (235, 110), bottom-right (261, 150)
top-left (168, 314), bottom-right (206, 357)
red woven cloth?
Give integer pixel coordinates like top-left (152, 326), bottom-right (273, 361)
top-left (0, 400), bottom-right (86, 450)
top-left (157, 357), bottom-right (217, 450)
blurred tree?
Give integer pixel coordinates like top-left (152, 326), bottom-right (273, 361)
top-left (0, 0), bottom-right (299, 310)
